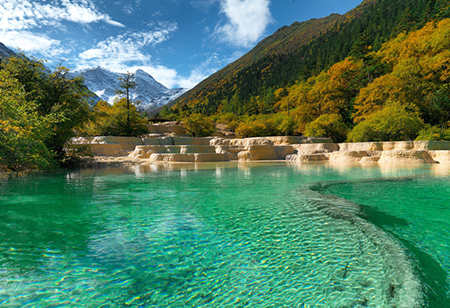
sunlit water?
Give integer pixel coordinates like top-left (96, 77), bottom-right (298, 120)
top-left (0, 162), bottom-right (448, 307)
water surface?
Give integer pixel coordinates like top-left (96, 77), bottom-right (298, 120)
top-left (323, 171), bottom-right (450, 307)
top-left (0, 162), bottom-right (447, 307)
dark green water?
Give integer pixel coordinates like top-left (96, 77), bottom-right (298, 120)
top-left (0, 162), bottom-right (448, 307)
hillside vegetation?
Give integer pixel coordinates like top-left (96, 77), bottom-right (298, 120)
top-left (161, 0), bottom-right (450, 142)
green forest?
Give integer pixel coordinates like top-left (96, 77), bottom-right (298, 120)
top-left (161, 0), bottom-right (450, 142)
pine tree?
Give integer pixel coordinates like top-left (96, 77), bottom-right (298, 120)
top-left (115, 72), bottom-right (137, 136)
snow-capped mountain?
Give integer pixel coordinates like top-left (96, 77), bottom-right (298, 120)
top-left (73, 67), bottom-right (186, 111)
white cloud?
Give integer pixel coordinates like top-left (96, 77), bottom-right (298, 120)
top-left (78, 33), bottom-right (150, 65)
top-left (132, 63), bottom-right (207, 90)
top-left (0, 30), bottom-right (68, 57)
top-left (191, 0), bottom-right (215, 13)
top-left (214, 0), bottom-right (273, 47)
top-left (105, 19), bottom-right (126, 28)
top-left (128, 65), bottom-right (180, 89)
top-left (0, 0), bottom-right (124, 31)
top-left (78, 24), bottom-right (177, 62)
top-left (161, 51), bottom-right (243, 89)
top-left (76, 28), bottom-right (238, 90)
top-left (76, 24), bottom-right (179, 86)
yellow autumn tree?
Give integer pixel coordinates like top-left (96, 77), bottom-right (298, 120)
top-left (286, 58), bottom-right (361, 133)
top-left (354, 19), bottom-right (450, 128)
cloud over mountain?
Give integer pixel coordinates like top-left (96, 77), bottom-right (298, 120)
top-left (214, 0), bottom-right (273, 47)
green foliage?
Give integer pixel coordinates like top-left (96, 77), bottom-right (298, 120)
top-left (1, 53), bottom-right (92, 165)
top-left (64, 143), bottom-right (94, 164)
top-left (278, 116), bottom-right (296, 136)
top-left (155, 104), bottom-right (181, 121)
top-left (235, 114), bottom-right (296, 138)
top-left (304, 114), bottom-right (349, 143)
top-left (90, 99), bottom-right (149, 137)
top-left (0, 70), bottom-right (59, 171)
top-left (235, 123), bottom-right (254, 138)
top-left (159, 105), bottom-right (170, 118)
top-left (82, 72), bottom-right (149, 137)
top-left (214, 112), bottom-right (238, 124)
top-left (415, 125), bottom-right (450, 141)
top-left (184, 113), bottom-right (215, 137)
top-left (348, 102), bottom-right (425, 142)
top-left (45, 67), bottom-right (92, 160)
top-left (212, 112), bottom-right (239, 131)
top-left (166, 16), bottom-right (450, 143)
top-left (427, 85), bottom-right (450, 131)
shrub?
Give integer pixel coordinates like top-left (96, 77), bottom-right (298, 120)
top-left (235, 123), bottom-right (254, 138)
top-left (1, 54), bottom-right (93, 165)
top-left (235, 115), bottom-right (280, 137)
top-left (348, 101), bottom-right (424, 142)
top-left (92, 99), bottom-right (149, 137)
top-left (216, 112), bottom-right (237, 124)
top-left (304, 114), bottom-right (349, 143)
top-left (184, 113), bottom-right (215, 137)
top-left (278, 116), bottom-right (296, 136)
top-left (415, 125), bottom-right (450, 141)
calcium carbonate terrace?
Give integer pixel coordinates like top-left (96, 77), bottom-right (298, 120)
top-left (77, 134), bottom-right (450, 165)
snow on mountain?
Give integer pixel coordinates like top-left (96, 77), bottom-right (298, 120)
top-left (73, 67), bottom-right (186, 112)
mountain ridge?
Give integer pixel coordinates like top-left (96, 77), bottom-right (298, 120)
top-left (164, 0), bottom-right (447, 117)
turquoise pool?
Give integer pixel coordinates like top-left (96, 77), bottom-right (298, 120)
top-left (0, 162), bottom-right (448, 307)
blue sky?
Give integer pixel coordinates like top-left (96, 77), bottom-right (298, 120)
top-left (1, 0), bottom-right (363, 89)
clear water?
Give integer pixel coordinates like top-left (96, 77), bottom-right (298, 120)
top-left (0, 162), bottom-right (447, 307)
top-left (322, 171), bottom-right (450, 307)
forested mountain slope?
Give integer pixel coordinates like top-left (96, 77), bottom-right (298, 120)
top-left (167, 0), bottom-right (450, 117)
